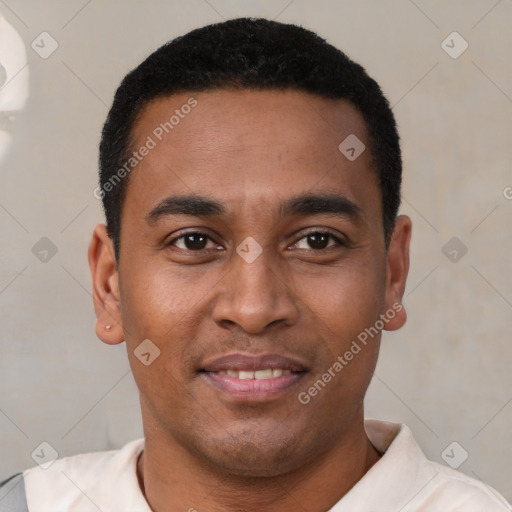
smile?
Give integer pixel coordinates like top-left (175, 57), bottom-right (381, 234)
top-left (200, 353), bottom-right (308, 401)
top-left (215, 368), bottom-right (292, 379)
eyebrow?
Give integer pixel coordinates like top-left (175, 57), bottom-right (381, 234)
top-left (146, 195), bottom-right (225, 223)
top-left (280, 193), bottom-right (363, 221)
top-left (145, 193), bottom-right (363, 224)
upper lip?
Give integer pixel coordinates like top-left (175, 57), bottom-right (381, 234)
top-left (201, 353), bottom-right (308, 373)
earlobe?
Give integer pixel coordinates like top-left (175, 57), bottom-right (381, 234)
top-left (88, 224), bottom-right (125, 345)
top-left (383, 215), bottom-right (412, 331)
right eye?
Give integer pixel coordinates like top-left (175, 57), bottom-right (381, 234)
top-left (166, 232), bottom-right (220, 251)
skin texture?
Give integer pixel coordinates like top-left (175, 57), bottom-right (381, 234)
top-left (88, 89), bottom-right (411, 512)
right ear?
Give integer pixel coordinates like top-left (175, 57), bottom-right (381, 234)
top-left (88, 224), bottom-right (124, 345)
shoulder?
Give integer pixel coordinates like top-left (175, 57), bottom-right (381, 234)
top-left (1, 438), bottom-right (146, 512)
top-left (361, 420), bottom-right (511, 511)
top-left (0, 473), bottom-right (28, 511)
top-left (415, 458), bottom-right (511, 511)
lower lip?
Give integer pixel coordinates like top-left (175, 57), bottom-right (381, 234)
top-left (202, 372), bottom-right (304, 401)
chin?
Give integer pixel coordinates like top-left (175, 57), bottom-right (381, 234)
top-left (186, 423), bottom-right (320, 478)
top-left (202, 444), bottom-right (302, 478)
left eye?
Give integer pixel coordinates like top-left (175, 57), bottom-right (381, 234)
top-left (293, 232), bottom-right (343, 250)
top-left (170, 233), bottom-right (218, 251)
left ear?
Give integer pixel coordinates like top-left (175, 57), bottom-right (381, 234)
top-left (383, 215), bottom-right (412, 331)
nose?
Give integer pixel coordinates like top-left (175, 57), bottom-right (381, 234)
top-left (211, 248), bottom-right (299, 334)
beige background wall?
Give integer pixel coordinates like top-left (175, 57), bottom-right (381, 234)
top-left (1, 0), bottom-right (511, 501)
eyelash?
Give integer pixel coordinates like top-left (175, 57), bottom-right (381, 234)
top-left (291, 230), bottom-right (347, 251)
top-left (166, 229), bottom-right (347, 252)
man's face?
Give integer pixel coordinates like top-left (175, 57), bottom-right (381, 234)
top-left (96, 89), bottom-right (408, 477)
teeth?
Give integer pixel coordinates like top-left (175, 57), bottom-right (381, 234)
top-left (254, 369), bottom-right (273, 379)
top-left (216, 368), bottom-right (293, 380)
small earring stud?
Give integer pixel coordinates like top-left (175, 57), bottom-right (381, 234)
top-left (105, 325), bottom-right (112, 331)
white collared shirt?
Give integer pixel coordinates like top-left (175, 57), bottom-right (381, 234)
top-left (1, 419), bottom-right (510, 511)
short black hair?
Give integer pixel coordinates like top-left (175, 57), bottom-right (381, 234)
top-left (99, 17), bottom-right (401, 262)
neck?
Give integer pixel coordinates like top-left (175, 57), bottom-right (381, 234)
top-left (137, 415), bottom-right (382, 512)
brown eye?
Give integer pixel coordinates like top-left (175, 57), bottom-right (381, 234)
top-left (306, 233), bottom-right (330, 250)
top-left (293, 231), bottom-right (343, 251)
top-left (169, 232), bottom-right (216, 251)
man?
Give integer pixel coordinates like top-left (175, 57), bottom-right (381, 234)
top-left (1, 17), bottom-right (510, 512)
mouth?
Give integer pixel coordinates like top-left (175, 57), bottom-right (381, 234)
top-left (215, 368), bottom-right (292, 379)
top-left (199, 353), bottom-right (308, 401)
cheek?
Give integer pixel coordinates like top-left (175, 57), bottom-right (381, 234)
top-left (119, 259), bottom-right (208, 337)
top-left (299, 276), bottom-right (382, 410)
top-left (118, 262), bottom-right (217, 391)
top-left (291, 258), bottom-right (386, 383)
top-left (298, 258), bottom-right (386, 328)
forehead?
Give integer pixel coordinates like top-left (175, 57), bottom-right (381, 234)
top-left (125, 89), bottom-right (379, 218)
